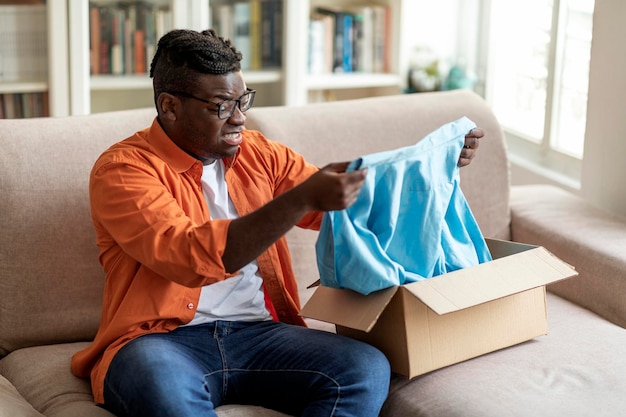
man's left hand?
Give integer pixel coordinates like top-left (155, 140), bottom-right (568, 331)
top-left (458, 127), bottom-right (484, 167)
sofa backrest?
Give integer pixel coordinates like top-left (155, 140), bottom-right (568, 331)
top-left (0, 90), bottom-right (510, 355)
top-left (0, 108), bottom-right (156, 357)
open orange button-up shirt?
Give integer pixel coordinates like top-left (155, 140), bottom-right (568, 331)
top-left (71, 118), bottom-right (322, 404)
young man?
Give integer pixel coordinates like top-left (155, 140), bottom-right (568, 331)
top-left (71, 29), bottom-right (482, 417)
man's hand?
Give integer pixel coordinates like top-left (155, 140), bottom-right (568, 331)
top-left (458, 127), bottom-right (484, 167)
top-left (298, 162), bottom-right (368, 212)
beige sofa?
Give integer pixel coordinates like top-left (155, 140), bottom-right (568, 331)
top-left (2, 90), bottom-right (626, 417)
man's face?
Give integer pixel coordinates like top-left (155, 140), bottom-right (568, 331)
top-left (168, 71), bottom-right (248, 164)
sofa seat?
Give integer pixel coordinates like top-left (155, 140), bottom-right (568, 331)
top-left (1, 293), bottom-right (622, 417)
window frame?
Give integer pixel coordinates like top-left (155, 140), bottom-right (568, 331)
top-left (479, 0), bottom-right (593, 188)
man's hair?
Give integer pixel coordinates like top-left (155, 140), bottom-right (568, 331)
top-left (149, 29), bottom-right (242, 104)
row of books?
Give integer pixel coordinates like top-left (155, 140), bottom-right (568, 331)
top-left (89, 1), bottom-right (173, 76)
top-left (0, 92), bottom-right (49, 119)
top-left (309, 5), bottom-right (391, 75)
top-left (0, 4), bottom-right (48, 82)
top-left (211, 0), bottom-right (283, 70)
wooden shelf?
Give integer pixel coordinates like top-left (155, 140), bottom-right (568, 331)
top-left (306, 73), bottom-right (401, 90)
top-left (0, 81), bottom-right (47, 94)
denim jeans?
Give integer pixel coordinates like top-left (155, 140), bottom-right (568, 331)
top-left (102, 320), bottom-right (390, 417)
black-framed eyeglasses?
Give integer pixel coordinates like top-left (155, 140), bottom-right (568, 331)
top-left (169, 88), bottom-right (256, 120)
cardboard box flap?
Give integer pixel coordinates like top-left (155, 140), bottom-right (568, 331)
top-left (403, 245), bottom-right (577, 315)
top-left (299, 285), bottom-right (398, 332)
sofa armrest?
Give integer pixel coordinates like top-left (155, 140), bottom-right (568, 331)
top-left (510, 184), bottom-right (626, 328)
top-left (0, 374), bottom-right (44, 417)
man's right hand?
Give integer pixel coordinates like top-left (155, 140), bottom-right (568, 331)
top-left (297, 162), bottom-right (368, 212)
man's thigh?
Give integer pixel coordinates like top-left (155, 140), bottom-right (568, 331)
top-left (104, 321), bottom-right (389, 417)
top-left (221, 321), bottom-right (390, 417)
top-left (103, 324), bottom-right (224, 417)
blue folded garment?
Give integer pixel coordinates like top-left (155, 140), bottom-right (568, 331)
top-left (315, 116), bottom-right (492, 295)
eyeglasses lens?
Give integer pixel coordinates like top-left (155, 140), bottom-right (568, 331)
top-left (218, 91), bottom-right (255, 119)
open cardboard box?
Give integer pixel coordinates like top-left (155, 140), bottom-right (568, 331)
top-left (300, 238), bottom-right (578, 378)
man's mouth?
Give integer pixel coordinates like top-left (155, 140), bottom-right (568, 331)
top-left (222, 132), bottom-right (242, 146)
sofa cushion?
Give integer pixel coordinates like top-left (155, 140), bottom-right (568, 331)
top-left (0, 342), bottom-right (294, 417)
top-left (0, 109), bottom-right (156, 357)
top-left (0, 374), bottom-right (44, 417)
top-left (0, 342), bottom-right (112, 417)
top-left (380, 293), bottom-right (626, 417)
top-left (510, 184), bottom-right (626, 328)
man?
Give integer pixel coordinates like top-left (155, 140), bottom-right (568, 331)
top-left (71, 29), bottom-right (482, 417)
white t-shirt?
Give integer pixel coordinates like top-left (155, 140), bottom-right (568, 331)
top-left (185, 161), bottom-right (271, 325)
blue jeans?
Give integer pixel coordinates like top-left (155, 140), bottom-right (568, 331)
top-left (102, 320), bottom-right (390, 417)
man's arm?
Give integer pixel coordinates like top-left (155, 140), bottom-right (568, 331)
top-left (222, 162), bottom-right (367, 273)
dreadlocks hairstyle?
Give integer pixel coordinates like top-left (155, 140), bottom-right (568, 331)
top-left (149, 28), bottom-right (242, 105)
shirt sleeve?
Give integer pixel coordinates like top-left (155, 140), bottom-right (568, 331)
top-left (237, 130), bottom-right (324, 230)
top-left (90, 157), bottom-right (230, 288)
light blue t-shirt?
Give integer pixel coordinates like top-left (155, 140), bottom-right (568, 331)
top-left (315, 116), bottom-right (492, 295)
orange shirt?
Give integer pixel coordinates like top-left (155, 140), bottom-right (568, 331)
top-left (71, 118), bottom-right (321, 404)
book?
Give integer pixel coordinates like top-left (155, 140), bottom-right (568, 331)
top-left (261, 0), bottom-right (282, 68)
top-left (90, 6), bottom-right (101, 75)
top-left (98, 6), bottom-right (112, 74)
top-left (315, 7), bottom-right (359, 73)
top-left (142, 4), bottom-right (156, 73)
top-left (348, 6), bottom-right (375, 73)
top-left (271, 0), bottom-right (283, 67)
top-left (249, 0), bottom-right (262, 70)
top-left (308, 15), bottom-right (327, 74)
top-left (154, 7), bottom-right (171, 43)
top-left (40, 92), bottom-right (47, 117)
top-left (341, 12), bottom-right (354, 73)
top-left (215, 4), bottom-right (234, 41)
top-left (134, 29), bottom-right (146, 74)
top-left (0, 92), bottom-right (47, 119)
top-left (12, 93), bottom-right (22, 118)
top-left (110, 8), bottom-right (124, 75)
top-left (314, 7), bottom-right (343, 73)
top-left (233, 2), bottom-right (251, 69)
top-left (1, 94), bottom-right (15, 119)
top-left (372, 5), bottom-right (388, 73)
top-left (124, 5), bottom-right (135, 75)
top-left (88, 2), bottom-right (171, 75)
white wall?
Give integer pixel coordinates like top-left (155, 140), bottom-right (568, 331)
top-left (580, 0), bottom-right (626, 217)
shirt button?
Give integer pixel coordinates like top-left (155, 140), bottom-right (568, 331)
top-left (187, 303), bottom-right (194, 309)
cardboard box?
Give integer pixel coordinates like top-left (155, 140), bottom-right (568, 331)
top-left (300, 239), bottom-right (577, 378)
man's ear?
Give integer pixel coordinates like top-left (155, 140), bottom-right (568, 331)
top-left (157, 92), bottom-right (179, 121)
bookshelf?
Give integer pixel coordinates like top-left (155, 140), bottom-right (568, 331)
top-left (68, 0), bottom-right (190, 115)
top-left (0, 0), bottom-right (69, 118)
top-left (68, 0), bottom-right (291, 114)
top-left (1, 0), bottom-right (410, 117)
top-left (285, 0), bottom-right (408, 106)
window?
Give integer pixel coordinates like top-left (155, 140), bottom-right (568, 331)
top-left (484, 0), bottom-right (594, 182)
